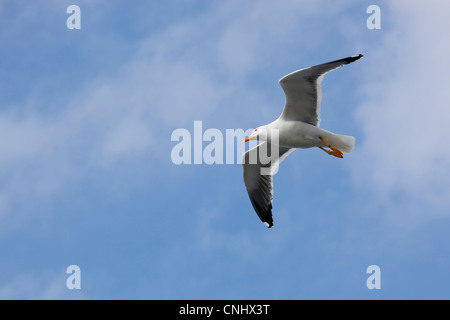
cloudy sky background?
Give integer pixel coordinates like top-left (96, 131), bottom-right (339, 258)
top-left (1, 0), bottom-right (450, 299)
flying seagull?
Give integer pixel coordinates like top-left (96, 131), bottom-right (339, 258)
top-left (242, 54), bottom-right (363, 228)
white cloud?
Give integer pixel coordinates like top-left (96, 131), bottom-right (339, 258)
top-left (216, 0), bottom-right (337, 78)
top-left (353, 1), bottom-right (450, 219)
top-left (0, 4), bottom-right (230, 223)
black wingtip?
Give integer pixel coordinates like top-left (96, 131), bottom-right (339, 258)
top-left (345, 54), bottom-right (363, 64)
top-left (321, 54), bottom-right (364, 69)
top-left (264, 221), bottom-right (273, 228)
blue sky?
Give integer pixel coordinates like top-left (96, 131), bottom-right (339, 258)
top-left (1, 0), bottom-right (450, 299)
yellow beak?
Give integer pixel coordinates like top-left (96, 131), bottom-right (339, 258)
top-left (244, 134), bottom-right (254, 142)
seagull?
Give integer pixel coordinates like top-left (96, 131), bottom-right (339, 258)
top-left (242, 54), bottom-right (363, 228)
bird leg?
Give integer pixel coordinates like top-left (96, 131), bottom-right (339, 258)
top-left (318, 137), bottom-right (343, 158)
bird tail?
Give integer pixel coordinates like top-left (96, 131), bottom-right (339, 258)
top-left (325, 133), bottom-right (355, 153)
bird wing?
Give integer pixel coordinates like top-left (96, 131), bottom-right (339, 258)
top-left (278, 54), bottom-right (363, 126)
top-left (242, 142), bottom-right (295, 228)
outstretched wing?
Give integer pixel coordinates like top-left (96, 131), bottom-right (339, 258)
top-left (278, 54), bottom-right (363, 126)
top-left (242, 142), bottom-right (294, 228)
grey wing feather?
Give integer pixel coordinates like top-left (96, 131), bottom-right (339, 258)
top-left (278, 54), bottom-right (363, 126)
top-left (242, 142), bottom-right (294, 228)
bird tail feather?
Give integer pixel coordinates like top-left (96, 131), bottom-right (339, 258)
top-left (326, 133), bottom-right (355, 154)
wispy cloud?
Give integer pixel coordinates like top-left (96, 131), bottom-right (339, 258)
top-left (353, 1), bottom-right (450, 223)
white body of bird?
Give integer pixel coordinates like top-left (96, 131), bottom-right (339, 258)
top-left (242, 54), bottom-right (363, 228)
top-left (254, 119), bottom-right (355, 153)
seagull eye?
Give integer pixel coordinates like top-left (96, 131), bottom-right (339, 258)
top-left (254, 129), bottom-right (258, 132)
